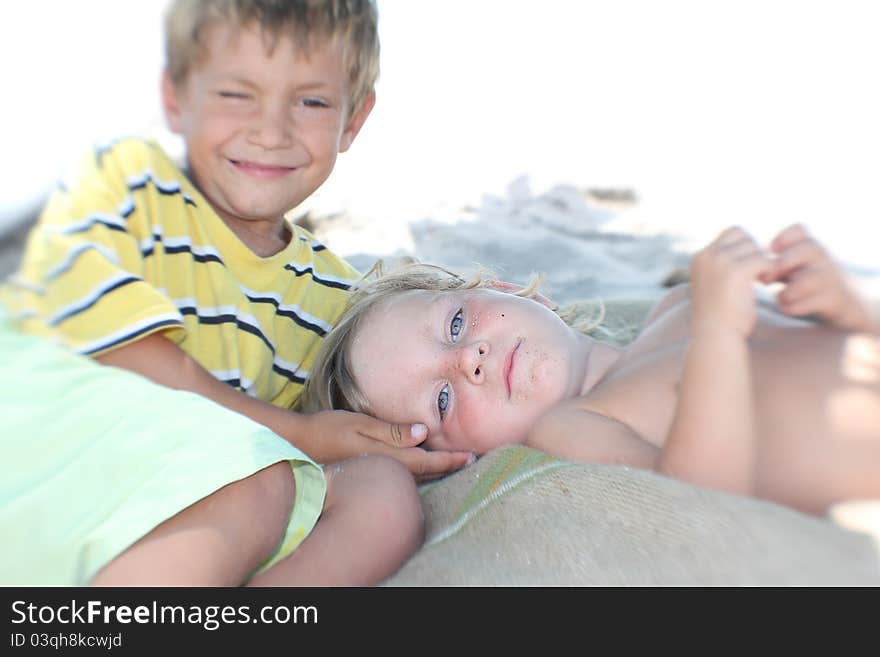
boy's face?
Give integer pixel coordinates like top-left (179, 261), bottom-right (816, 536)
top-left (162, 22), bottom-right (373, 230)
top-left (348, 288), bottom-right (590, 454)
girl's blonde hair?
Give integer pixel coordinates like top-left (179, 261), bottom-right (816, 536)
top-left (164, 0), bottom-right (380, 114)
top-left (299, 258), bottom-right (609, 414)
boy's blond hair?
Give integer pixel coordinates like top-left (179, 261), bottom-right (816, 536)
top-left (164, 0), bottom-right (380, 113)
top-left (300, 259), bottom-right (608, 415)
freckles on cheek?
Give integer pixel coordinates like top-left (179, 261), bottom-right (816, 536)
top-left (452, 398), bottom-right (493, 447)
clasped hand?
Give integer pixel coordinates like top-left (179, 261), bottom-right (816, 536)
top-left (690, 223), bottom-right (877, 336)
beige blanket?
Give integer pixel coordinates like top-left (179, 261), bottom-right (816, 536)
top-left (385, 445), bottom-right (880, 585)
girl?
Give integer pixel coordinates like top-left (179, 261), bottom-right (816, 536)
top-left (302, 224), bottom-right (880, 515)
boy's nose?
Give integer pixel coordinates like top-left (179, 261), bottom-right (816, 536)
top-left (249, 106), bottom-right (293, 149)
top-left (456, 340), bottom-right (489, 384)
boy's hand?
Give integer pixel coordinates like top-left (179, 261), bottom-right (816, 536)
top-left (766, 223), bottom-right (877, 332)
top-left (299, 410), bottom-right (475, 482)
top-left (689, 226), bottom-right (775, 338)
top-left (311, 409), bottom-right (432, 448)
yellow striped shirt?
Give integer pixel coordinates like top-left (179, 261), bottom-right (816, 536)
top-left (2, 138), bottom-right (360, 409)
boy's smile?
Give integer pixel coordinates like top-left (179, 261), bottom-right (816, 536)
top-left (162, 21), bottom-right (373, 255)
top-left (229, 159), bottom-right (297, 178)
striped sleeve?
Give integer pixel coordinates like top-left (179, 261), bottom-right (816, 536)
top-left (290, 228), bottom-right (361, 292)
top-left (6, 145), bottom-right (185, 354)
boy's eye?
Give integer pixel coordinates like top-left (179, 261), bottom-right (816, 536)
top-left (438, 384), bottom-right (450, 419)
top-left (218, 91), bottom-right (250, 100)
top-left (301, 98), bottom-right (330, 108)
top-left (450, 309), bottom-right (463, 342)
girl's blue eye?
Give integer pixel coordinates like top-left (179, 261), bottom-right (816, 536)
top-left (450, 309), bottom-right (463, 341)
top-left (438, 384), bottom-right (450, 419)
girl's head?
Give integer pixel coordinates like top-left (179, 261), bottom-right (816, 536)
top-left (302, 260), bottom-right (601, 454)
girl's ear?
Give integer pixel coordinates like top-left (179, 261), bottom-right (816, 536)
top-left (488, 280), bottom-right (557, 310)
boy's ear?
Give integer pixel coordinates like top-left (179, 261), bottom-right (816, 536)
top-left (339, 91), bottom-right (375, 153)
top-left (160, 69), bottom-right (184, 134)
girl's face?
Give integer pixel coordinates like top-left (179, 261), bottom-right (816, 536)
top-left (349, 288), bottom-right (591, 454)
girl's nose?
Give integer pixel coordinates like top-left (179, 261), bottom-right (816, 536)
top-left (457, 340), bottom-right (489, 384)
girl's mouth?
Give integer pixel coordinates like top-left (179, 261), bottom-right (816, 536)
top-left (504, 339), bottom-right (522, 398)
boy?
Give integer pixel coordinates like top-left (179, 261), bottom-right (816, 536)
top-left (1, 0), bottom-right (467, 584)
top-left (4, 0), bottom-right (471, 477)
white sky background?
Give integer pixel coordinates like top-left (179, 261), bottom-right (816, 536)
top-left (2, 0), bottom-right (878, 267)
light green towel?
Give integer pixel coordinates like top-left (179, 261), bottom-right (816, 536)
top-left (0, 308), bottom-right (325, 585)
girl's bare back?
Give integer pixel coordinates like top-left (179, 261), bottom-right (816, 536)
top-left (576, 291), bottom-right (880, 514)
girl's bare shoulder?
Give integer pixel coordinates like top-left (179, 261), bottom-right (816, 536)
top-left (526, 400), bottom-right (659, 469)
top-left (642, 284), bottom-right (691, 327)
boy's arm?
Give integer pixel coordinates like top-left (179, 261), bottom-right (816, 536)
top-left (96, 333), bottom-right (472, 479)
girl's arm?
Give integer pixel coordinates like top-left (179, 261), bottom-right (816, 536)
top-left (768, 223), bottom-right (880, 334)
top-left (526, 403), bottom-right (659, 468)
top-left (656, 327), bottom-right (756, 493)
top-left (655, 227), bottom-right (774, 495)
top-left (526, 328), bottom-right (757, 494)
top-left (529, 227), bottom-right (775, 497)
top-left (526, 331), bottom-right (757, 495)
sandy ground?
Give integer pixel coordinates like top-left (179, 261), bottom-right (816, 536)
top-left (301, 179), bottom-right (693, 307)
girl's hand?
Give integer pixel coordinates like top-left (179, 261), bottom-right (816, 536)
top-left (766, 223), bottom-right (877, 332)
top-left (689, 226), bottom-right (776, 338)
